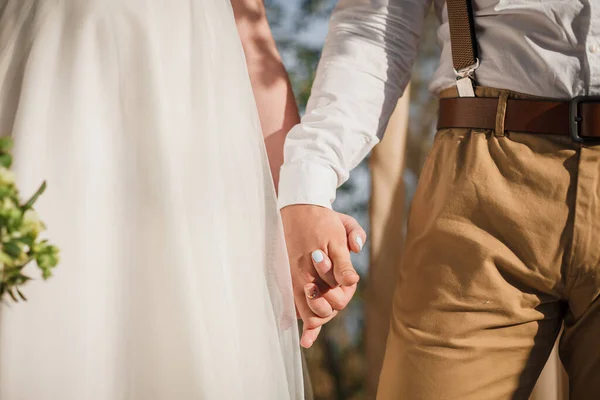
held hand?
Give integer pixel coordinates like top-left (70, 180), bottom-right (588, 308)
top-left (281, 205), bottom-right (366, 348)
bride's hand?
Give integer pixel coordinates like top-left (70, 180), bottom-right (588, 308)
top-left (281, 205), bottom-right (366, 348)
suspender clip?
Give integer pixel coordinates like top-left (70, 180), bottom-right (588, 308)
top-left (454, 58), bottom-right (479, 98)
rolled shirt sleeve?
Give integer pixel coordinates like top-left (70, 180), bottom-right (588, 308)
top-left (278, 0), bottom-right (432, 209)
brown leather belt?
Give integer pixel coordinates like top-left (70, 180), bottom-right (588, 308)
top-left (437, 96), bottom-right (600, 143)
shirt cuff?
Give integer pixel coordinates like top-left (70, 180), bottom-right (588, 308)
top-left (277, 162), bottom-right (339, 210)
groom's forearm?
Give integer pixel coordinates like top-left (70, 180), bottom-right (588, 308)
top-left (232, 0), bottom-right (300, 191)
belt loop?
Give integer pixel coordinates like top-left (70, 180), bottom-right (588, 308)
top-left (494, 91), bottom-right (509, 137)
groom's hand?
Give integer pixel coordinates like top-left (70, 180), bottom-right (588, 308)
top-left (281, 205), bottom-right (366, 348)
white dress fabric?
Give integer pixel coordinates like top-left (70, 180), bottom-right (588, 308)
top-left (0, 0), bottom-right (304, 399)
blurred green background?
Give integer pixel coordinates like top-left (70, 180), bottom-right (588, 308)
top-left (265, 1), bottom-right (441, 399)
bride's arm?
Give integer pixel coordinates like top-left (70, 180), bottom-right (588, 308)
top-left (231, 0), bottom-right (299, 190)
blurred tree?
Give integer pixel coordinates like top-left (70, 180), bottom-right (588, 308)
top-left (265, 1), bottom-right (440, 398)
top-left (265, 0), bottom-right (332, 109)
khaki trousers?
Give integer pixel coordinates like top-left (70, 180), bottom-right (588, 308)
top-left (377, 87), bottom-right (600, 400)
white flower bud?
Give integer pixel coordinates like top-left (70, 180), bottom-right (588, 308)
top-left (0, 167), bottom-right (15, 186)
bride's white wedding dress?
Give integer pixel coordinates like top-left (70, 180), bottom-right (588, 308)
top-left (0, 0), bottom-right (304, 399)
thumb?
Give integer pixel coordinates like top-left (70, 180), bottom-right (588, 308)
top-left (329, 245), bottom-right (360, 287)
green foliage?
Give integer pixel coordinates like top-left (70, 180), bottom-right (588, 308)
top-left (0, 138), bottom-right (59, 301)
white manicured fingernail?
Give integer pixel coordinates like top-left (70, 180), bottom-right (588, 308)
top-left (311, 250), bottom-right (324, 263)
top-left (355, 236), bottom-right (363, 251)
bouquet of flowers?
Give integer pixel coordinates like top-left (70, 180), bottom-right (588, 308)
top-left (0, 137), bottom-right (59, 301)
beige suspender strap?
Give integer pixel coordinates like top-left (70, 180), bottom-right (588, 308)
top-left (446, 0), bottom-right (479, 97)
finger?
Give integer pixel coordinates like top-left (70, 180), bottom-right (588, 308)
top-left (292, 259), bottom-right (332, 325)
top-left (338, 214), bottom-right (367, 253)
top-left (329, 245), bottom-right (360, 287)
top-left (301, 326), bottom-right (321, 349)
top-left (301, 310), bottom-right (339, 348)
top-left (311, 250), bottom-right (337, 287)
top-left (347, 224), bottom-right (367, 253)
top-left (347, 229), bottom-right (366, 253)
top-left (294, 288), bottom-right (336, 330)
top-left (290, 257), bottom-right (337, 336)
top-left (304, 283), bottom-right (333, 318)
top-left (295, 289), bottom-right (313, 324)
top-left (321, 284), bottom-right (357, 311)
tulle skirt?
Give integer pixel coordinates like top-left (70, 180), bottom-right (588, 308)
top-left (0, 0), bottom-right (303, 398)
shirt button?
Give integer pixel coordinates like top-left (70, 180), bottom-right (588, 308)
top-left (590, 44), bottom-right (600, 53)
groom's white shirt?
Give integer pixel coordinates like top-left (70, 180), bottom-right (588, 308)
top-left (278, 0), bottom-right (600, 210)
